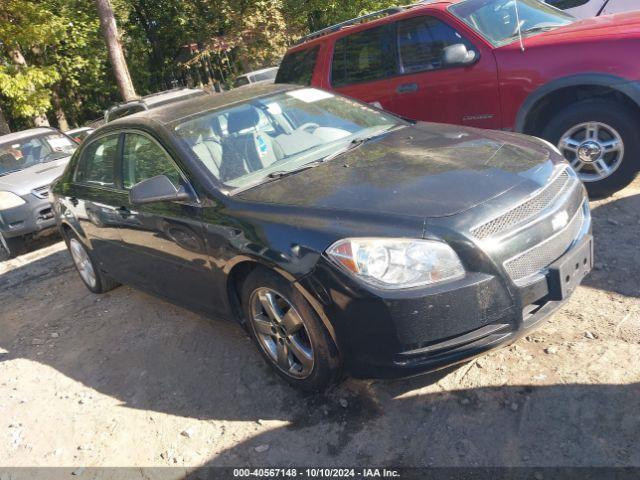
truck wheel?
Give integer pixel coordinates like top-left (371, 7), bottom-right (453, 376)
top-left (0, 234), bottom-right (26, 261)
top-left (541, 99), bottom-right (640, 198)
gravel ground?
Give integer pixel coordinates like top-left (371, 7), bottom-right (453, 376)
top-left (1, 180), bottom-right (639, 470)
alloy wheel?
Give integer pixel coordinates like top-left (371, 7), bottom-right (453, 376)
top-left (69, 238), bottom-right (97, 288)
top-left (249, 288), bottom-right (314, 379)
top-left (557, 121), bottom-right (624, 182)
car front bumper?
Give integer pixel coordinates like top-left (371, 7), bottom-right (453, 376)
top-left (300, 228), bottom-right (592, 379)
top-left (0, 192), bottom-right (56, 239)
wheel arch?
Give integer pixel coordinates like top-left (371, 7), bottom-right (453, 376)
top-left (224, 257), bottom-right (339, 349)
top-left (515, 74), bottom-right (640, 136)
top-left (58, 219), bottom-right (89, 246)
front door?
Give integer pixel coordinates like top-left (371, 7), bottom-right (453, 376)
top-left (68, 133), bottom-right (130, 272)
top-left (331, 23), bottom-right (399, 111)
top-left (111, 131), bottom-right (215, 313)
top-left (388, 14), bottom-right (501, 129)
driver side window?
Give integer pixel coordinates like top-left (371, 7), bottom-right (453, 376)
top-left (122, 133), bottom-right (182, 189)
top-left (75, 134), bottom-right (119, 187)
top-left (397, 16), bottom-right (474, 74)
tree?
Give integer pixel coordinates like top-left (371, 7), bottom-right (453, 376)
top-left (0, 0), bottom-right (65, 126)
top-left (95, 0), bottom-right (136, 101)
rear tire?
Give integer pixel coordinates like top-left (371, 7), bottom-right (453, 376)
top-left (241, 267), bottom-right (341, 391)
top-left (0, 235), bottom-right (26, 261)
top-left (63, 230), bottom-right (120, 294)
top-left (541, 99), bottom-right (640, 198)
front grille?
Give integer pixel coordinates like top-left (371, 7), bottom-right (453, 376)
top-left (32, 185), bottom-right (50, 199)
top-left (504, 204), bottom-right (585, 281)
top-left (471, 168), bottom-right (572, 239)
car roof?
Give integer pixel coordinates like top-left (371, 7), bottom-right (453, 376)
top-left (65, 127), bottom-right (94, 134)
top-left (245, 66), bottom-right (279, 76)
top-left (139, 88), bottom-right (205, 107)
top-left (0, 127), bottom-right (60, 144)
top-left (290, 0), bottom-right (456, 50)
top-left (106, 88), bottom-right (205, 114)
top-left (106, 83), bottom-right (298, 127)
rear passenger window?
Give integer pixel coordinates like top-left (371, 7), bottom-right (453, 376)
top-left (397, 16), bottom-right (473, 74)
top-left (331, 25), bottom-right (396, 87)
top-left (75, 134), bottom-right (119, 187)
top-left (122, 133), bottom-right (182, 189)
top-left (275, 46), bottom-right (320, 85)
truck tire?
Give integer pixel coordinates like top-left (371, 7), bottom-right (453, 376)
top-left (541, 99), bottom-right (640, 198)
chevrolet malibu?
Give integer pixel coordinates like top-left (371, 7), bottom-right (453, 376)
top-left (51, 85), bottom-right (593, 390)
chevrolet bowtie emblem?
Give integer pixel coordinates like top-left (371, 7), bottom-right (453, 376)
top-left (552, 210), bottom-right (569, 231)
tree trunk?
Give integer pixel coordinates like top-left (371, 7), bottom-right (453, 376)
top-left (52, 88), bottom-right (70, 131)
top-left (0, 106), bottom-right (10, 135)
top-left (8, 48), bottom-right (50, 127)
top-left (94, 0), bottom-right (137, 102)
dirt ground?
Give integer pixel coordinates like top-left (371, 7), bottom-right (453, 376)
top-left (1, 179), bottom-right (639, 472)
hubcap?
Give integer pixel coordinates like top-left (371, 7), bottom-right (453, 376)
top-left (249, 288), bottom-right (314, 379)
top-left (69, 238), bottom-right (97, 288)
top-left (557, 121), bottom-right (624, 182)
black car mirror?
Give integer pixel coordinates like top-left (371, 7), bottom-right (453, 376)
top-left (129, 175), bottom-right (193, 205)
top-left (442, 43), bottom-right (477, 66)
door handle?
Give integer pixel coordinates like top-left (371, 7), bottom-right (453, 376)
top-left (396, 83), bottom-right (419, 94)
top-left (116, 206), bottom-right (132, 218)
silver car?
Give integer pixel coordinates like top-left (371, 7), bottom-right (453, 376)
top-left (0, 128), bottom-right (78, 259)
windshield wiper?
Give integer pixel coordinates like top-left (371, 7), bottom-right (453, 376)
top-left (509, 24), bottom-right (565, 39)
top-left (0, 169), bottom-right (21, 177)
top-left (266, 162), bottom-right (321, 180)
top-left (522, 25), bottom-right (564, 33)
top-left (321, 136), bottom-right (372, 163)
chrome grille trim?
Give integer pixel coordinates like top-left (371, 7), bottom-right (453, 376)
top-left (471, 168), bottom-right (572, 239)
top-left (31, 185), bottom-right (50, 199)
top-left (504, 203), bottom-right (586, 282)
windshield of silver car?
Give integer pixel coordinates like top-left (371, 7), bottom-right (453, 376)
top-left (449, 0), bottom-right (574, 47)
top-left (173, 88), bottom-right (402, 189)
top-left (0, 133), bottom-right (78, 176)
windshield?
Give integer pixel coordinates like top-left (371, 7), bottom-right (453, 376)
top-left (0, 132), bottom-right (77, 176)
top-left (174, 88), bottom-right (403, 189)
top-left (449, 0), bottom-right (574, 47)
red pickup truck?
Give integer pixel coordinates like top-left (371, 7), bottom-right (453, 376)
top-left (276, 0), bottom-right (640, 197)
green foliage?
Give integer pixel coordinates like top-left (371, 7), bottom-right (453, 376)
top-left (0, 65), bottom-right (59, 118)
top-left (0, 0), bottom-right (411, 130)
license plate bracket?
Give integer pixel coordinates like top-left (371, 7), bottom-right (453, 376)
top-left (547, 235), bottom-right (593, 301)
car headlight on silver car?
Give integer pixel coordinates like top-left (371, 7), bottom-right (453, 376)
top-left (326, 238), bottom-right (465, 289)
top-left (0, 191), bottom-right (26, 210)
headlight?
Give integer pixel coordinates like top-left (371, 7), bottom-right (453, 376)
top-left (0, 191), bottom-right (26, 210)
top-left (326, 238), bottom-right (465, 289)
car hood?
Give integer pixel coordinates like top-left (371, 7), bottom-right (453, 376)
top-left (525, 11), bottom-right (640, 45)
top-left (0, 156), bottom-right (71, 196)
top-left (236, 123), bottom-right (561, 218)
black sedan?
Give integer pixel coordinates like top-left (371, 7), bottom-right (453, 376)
top-left (51, 84), bottom-right (593, 390)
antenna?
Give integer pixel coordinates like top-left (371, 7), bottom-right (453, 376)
top-left (514, 0), bottom-right (525, 52)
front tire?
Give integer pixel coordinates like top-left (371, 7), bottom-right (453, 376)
top-left (541, 99), bottom-right (640, 198)
top-left (241, 268), bottom-right (341, 391)
top-left (0, 234), bottom-right (26, 261)
top-left (64, 232), bottom-right (119, 294)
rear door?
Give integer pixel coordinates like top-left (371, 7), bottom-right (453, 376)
top-left (387, 14), bottom-right (501, 128)
top-left (112, 131), bottom-right (215, 312)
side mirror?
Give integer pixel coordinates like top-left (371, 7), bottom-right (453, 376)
top-left (129, 175), bottom-right (193, 205)
top-left (442, 43), bottom-right (477, 66)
